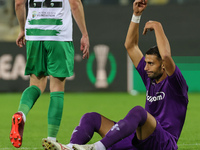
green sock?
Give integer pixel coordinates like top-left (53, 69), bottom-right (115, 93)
top-left (18, 85), bottom-right (41, 117)
top-left (48, 91), bottom-right (64, 138)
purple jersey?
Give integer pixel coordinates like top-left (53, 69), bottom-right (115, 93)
top-left (136, 57), bottom-right (188, 142)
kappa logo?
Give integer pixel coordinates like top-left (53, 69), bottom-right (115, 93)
top-left (111, 124), bottom-right (120, 131)
top-left (146, 91), bottom-right (165, 102)
top-left (72, 129), bottom-right (78, 134)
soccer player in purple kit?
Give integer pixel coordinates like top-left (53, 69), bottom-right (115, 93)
top-left (42, 0), bottom-right (188, 150)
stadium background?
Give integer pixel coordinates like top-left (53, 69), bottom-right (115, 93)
top-left (0, 0), bottom-right (199, 92)
top-left (0, 0), bottom-right (200, 149)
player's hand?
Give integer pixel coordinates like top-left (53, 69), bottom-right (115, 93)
top-left (16, 30), bottom-right (25, 48)
top-left (80, 35), bottom-right (90, 59)
top-left (143, 20), bottom-right (161, 35)
top-left (133, 0), bottom-right (148, 16)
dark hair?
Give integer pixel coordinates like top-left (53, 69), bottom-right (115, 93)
top-left (145, 46), bottom-right (161, 60)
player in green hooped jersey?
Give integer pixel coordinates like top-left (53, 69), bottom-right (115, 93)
top-left (10, 0), bottom-right (90, 148)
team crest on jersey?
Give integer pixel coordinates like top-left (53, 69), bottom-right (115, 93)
top-left (146, 91), bottom-right (165, 102)
top-left (32, 11), bottom-right (37, 18)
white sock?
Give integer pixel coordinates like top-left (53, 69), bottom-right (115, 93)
top-left (94, 141), bottom-right (106, 150)
top-left (47, 137), bottom-right (56, 142)
top-left (18, 111), bottom-right (26, 122)
top-left (66, 143), bottom-right (73, 148)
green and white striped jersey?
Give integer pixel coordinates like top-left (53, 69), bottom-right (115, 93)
top-left (25, 0), bottom-right (72, 41)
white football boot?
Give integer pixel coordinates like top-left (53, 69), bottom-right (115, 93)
top-left (73, 144), bottom-right (96, 150)
top-left (42, 138), bottom-right (73, 150)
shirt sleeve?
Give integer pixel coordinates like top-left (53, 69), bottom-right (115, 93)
top-left (168, 65), bottom-right (188, 95)
top-left (136, 57), bottom-right (148, 86)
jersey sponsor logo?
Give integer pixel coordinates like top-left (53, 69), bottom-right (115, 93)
top-left (29, 0), bottom-right (63, 8)
top-left (146, 91), bottom-right (165, 102)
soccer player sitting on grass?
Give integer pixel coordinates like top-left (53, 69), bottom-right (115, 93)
top-left (42, 0), bottom-right (188, 150)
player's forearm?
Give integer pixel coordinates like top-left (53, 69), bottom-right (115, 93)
top-left (154, 22), bottom-right (175, 75)
top-left (125, 21), bottom-right (140, 51)
top-left (125, 16), bottom-right (143, 68)
top-left (70, 0), bottom-right (88, 37)
top-left (15, 0), bottom-right (26, 31)
top-left (154, 23), bottom-right (171, 59)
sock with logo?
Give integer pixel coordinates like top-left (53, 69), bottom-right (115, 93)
top-left (100, 106), bottom-right (147, 148)
top-left (70, 112), bottom-right (101, 144)
top-left (18, 85), bottom-right (41, 117)
top-left (48, 91), bottom-right (64, 138)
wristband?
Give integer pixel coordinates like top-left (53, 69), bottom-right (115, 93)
top-left (131, 14), bottom-right (141, 23)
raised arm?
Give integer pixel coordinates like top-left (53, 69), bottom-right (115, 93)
top-left (15, 0), bottom-right (27, 48)
top-left (124, 0), bottom-right (147, 68)
top-left (143, 21), bottom-right (175, 76)
top-left (69, 0), bottom-right (90, 59)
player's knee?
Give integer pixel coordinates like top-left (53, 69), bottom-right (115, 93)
top-left (127, 106), bottom-right (147, 125)
top-left (133, 105), bottom-right (146, 113)
top-left (80, 112), bottom-right (101, 131)
top-left (80, 112), bottom-right (100, 121)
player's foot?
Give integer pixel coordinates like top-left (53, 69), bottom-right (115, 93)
top-left (73, 144), bottom-right (96, 150)
top-left (9, 112), bottom-right (25, 148)
top-left (42, 138), bottom-right (73, 150)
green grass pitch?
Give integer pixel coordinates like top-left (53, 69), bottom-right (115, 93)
top-left (1, 92), bottom-right (200, 149)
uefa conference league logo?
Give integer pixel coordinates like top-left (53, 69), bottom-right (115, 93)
top-left (86, 44), bottom-right (117, 89)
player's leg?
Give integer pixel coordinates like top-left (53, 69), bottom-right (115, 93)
top-left (99, 106), bottom-right (149, 149)
top-left (42, 112), bottom-right (115, 150)
top-left (70, 113), bottom-right (114, 144)
top-left (47, 76), bottom-right (65, 141)
top-left (10, 41), bottom-right (48, 148)
top-left (136, 111), bottom-right (156, 140)
top-left (10, 75), bottom-right (47, 148)
top-left (45, 41), bottom-right (74, 141)
top-left (18, 74), bottom-right (47, 118)
top-left (69, 114), bottom-right (115, 150)
top-left (133, 114), bottom-right (177, 150)
top-left (98, 115), bottom-right (115, 137)
top-left (73, 106), bottom-right (151, 150)
top-left (18, 40), bottom-right (48, 118)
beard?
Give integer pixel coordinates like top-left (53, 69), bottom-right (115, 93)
top-left (147, 72), bottom-right (163, 80)
top-left (147, 64), bottom-right (164, 81)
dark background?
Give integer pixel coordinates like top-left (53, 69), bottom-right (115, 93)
top-left (0, 2), bottom-right (199, 92)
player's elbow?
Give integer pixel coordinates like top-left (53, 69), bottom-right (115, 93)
top-left (161, 53), bottom-right (171, 62)
top-left (15, 0), bottom-right (25, 7)
top-left (124, 40), bottom-right (131, 51)
top-left (69, 0), bottom-right (81, 11)
top-left (124, 37), bottom-right (138, 51)
top-left (124, 41), bottom-right (136, 52)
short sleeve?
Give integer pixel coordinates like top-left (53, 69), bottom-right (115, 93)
top-left (136, 57), bottom-right (148, 86)
top-left (168, 65), bottom-right (188, 95)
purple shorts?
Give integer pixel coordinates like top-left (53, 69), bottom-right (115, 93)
top-left (108, 122), bottom-right (178, 150)
top-left (132, 122), bottom-right (178, 150)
